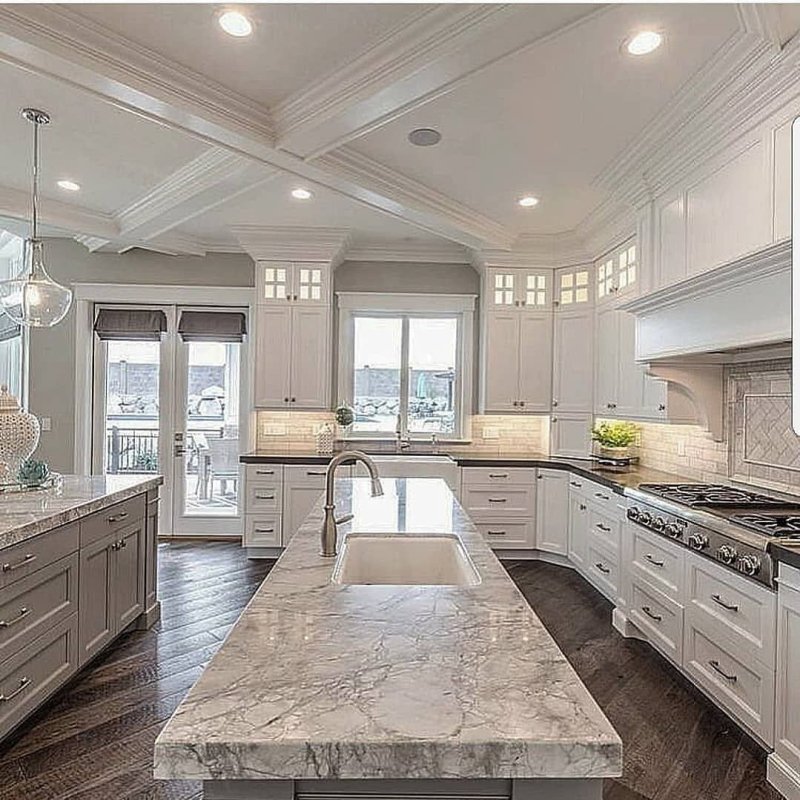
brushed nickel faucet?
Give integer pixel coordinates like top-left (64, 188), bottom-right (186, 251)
top-left (321, 450), bottom-right (383, 557)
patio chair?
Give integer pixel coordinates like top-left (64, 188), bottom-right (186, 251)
top-left (206, 437), bottom-right (240, 500)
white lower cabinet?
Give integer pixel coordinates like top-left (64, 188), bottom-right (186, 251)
top-left (567, 479), bottom-right (590, 571)
top-left (769, 563), bottom-right (800, 798)
top-left (243, 465), bottom-right (283, 549)
top-left (534, 469), bottom-right (569, 555)
top-left (282, 465), bottom-right (329, 545)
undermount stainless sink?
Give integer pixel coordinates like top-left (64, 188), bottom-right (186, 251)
top-left (331, 533), bottom-right (481, 586)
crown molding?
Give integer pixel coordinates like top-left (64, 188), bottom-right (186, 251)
top-left (344, 240), bottom-right (470, 264)
top-left (318, 146), bottom-right (513, 250)
top-left (574, 196), bottom-right (636, 261)
top-left (232, 226), bottom-right (352, 266)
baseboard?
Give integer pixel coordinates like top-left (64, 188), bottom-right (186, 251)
top-left (768, 753), bottom-right (800, 799)
top-left (612, 607), bottom-right (645, 640)
top-left (136, 601), bottom-right (161, 630)
top-left (494, 549), bottom-right (573, 567)
top-left (245, 546), bottom-right (283, 560)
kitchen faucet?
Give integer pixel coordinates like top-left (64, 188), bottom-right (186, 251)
top-left (321, 450), bottom-right (383, 557)
top-left (395, 414), bottom-right (411, 451)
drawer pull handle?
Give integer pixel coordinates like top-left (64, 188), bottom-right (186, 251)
top-left (645, 554), bottom-right (665, 568)
top-left (2, 554), bottom-right (36, 572)
top-left (711, 594), bottom-right (739, 612)
top-left (107, 511), bottom-right (129, 523)
top-left (595, 562), bottom-right (610, 574)
top-left (708, 660), bottom-right (737, 682)
top-left (596, 523), bottom-right (611, 532)
top-left (486, 530), bottom-right (506, 536)
top-left (569, 481), bottom-right (582, 488)
top-left (255, 493), bottom-right (276, 500)
top-left (641, 605), bottom-right (662, 622)
top-left (579, 503), bottom-right (587, 511)
top-left (488, 473), bottom-right (508, 479)
top-left (0, 676), bottom-right (31, 702)
top-left (256, 470), bottom-right (275, 476)
top-left (594, 492), bottom-right (610, 501)
top-left (254, 528), bottom-right (275, 534)
top-left (487, 498), bottom-right (507, 503)
top-left (306, 471), bottom-right (327, 476)
top-left (0, 607), bottom-right (31, 629)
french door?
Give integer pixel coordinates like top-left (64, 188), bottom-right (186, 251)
top-left (92, 304), bottom-right (248, 537)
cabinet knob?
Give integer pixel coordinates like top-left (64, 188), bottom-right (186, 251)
top-left (552, 400), bottom-right (558, 407)
top-left (658, 404), bottom-right (666, 412)
top-left (552, 417), bottom-right (558, 423)
top-left (284, 397), bottom-right (289, 403)
top-left (291, 397), bottom-right (296, 403)
top-left (519, 401), bottom-right (526, 407)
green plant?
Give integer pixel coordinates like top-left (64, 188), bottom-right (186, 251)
top-left (592, 421), bottom-right (639, 449)
top-left (17, 459), bottom-right (50, 487)
top-left (334, 404), bottom-right (354, 427)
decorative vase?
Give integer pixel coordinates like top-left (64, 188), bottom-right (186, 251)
top-left (0, 386), bottom-right (40, 480)
top-left (598, 445), bottom-right (632, 459)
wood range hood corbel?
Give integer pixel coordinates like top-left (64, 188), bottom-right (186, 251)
top-left (620, 240), bottom-right (791, 442)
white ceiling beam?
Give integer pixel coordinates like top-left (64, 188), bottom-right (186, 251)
top-left (272, 4), bottom-right (605, 159)
top-left (0, 4), bottom-right (513, 251)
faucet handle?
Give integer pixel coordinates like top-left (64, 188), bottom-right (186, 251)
top-left (334, 512), bottom-right (354, 525)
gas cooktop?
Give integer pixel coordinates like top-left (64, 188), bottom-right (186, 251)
top-left (727, 513), bottom-right (800, 538)
top-left (637, 483), bottom-right (790, 509)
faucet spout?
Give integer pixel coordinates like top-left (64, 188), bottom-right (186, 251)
top-left (321, 450), bottom-right (383, 558)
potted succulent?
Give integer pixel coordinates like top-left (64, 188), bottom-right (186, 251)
top-left (591, 420), bottom-right (639, 459)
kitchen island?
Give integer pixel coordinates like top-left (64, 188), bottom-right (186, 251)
top-left (155, 478), bottom-right (622, 799)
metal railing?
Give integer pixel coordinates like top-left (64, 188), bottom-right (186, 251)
top-left (106, 426), bottom-right (159, 474)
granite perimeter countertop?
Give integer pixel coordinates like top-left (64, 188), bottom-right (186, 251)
top-left (240, 449), bottom-right (684, 495)
top-left (0, 474), bottom-right (163, 549)
top-left (155, 477), bottom-right (622, 782)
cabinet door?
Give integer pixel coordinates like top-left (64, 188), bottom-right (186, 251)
top-left (518, 271), bottom-right (551, 310)
top-left (483, 311), bottom-right (520, 412)
top-left (594, 307), bottom-right (618, 414)
top-left (114, 522), bottom-right (145, 631)
top-left (289, 306), bottom-right (330, 409)
top-left (518, 314), bottom-right (552, 412)
top-left (774, 570), bottom-right (800, 779)
top-left (293, 263), bottom-right (330, 305)
top-left (143, 492), bottom-right (159, 616)
top-left (567, 489), bottom-right (589, 570)
top-left (615, 310), bottom-right (646, 418)
top-left (254, 306), bottom-right (292, 408)
top-left (553, 309), bottom-right (593, 412)
top-left (486, 269), bottom-right (518, 309)
top-left (257, 262), bottom-right (292, 303)
top-left (283, 466), bottom-right (328, 545)
top-left (78, 534), bottom-right (115, 665)
top-left (536, 469), bottom-right (569, 555)
top-left (550, 413), bottom-right (592, 458)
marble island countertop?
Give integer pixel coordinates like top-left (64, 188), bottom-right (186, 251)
top-left (0, 474), bottom-right (163, 549)
top-left (155, 477), bottom-right (622, 783)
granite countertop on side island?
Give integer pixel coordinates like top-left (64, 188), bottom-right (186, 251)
top-left (155, 477), bottom-right (622, 784)
top-left (0, 474), bottom-right (163, 549)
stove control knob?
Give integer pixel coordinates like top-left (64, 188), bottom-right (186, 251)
top-left (687, 533), bottom-right (709, 551)
top-left (627, 506), bottom-right (641, 522)
top-left (737, 555), bottom-right (761, 577)
top-left (639, 511), bottom-right (653, 526)
top-left (664, 523), bottom-right (683, 539)
top-left (717, 545), bottom-right (738, 565)
top-left (652, 516), bottom-right (666, 532)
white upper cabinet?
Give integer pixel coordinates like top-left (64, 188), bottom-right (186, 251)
top-left (773, 117), bottom-right (792, 243)
top-left (555, 267), bottom-right (591, 309)
top-left (257, 261), bottom-right (330, 305)
top-left (596, 240), bottom-right (638, 304)
top-left (487, 268), bottom-right (551, 311)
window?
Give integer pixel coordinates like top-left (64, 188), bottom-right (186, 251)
top-left (338, 293), bottom-right (475, 440)
top-left (0, 232), bottom-right (25, 402)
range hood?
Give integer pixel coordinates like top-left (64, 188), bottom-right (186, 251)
top-left (620, 239), bottom-right (791, 440)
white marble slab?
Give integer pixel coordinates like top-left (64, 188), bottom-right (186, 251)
top-left (155, 478), bottom-right (622, 782)
top-left (0, 474), bottom-right (162, 549)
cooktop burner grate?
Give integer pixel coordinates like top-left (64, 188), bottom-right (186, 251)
top-left (638, 483), bottom-right (789, 508)
top-left (728, 513), bottom-right (800, 538)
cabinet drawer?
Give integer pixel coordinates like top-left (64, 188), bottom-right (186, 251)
top-left (684, 615), bottom-right (774, 745)
top-left (0, 524), bottom-right (79, 590)
top-left (245, 464), bottom-right (284, 487)
top-left (685, 554), bottom-right (776, 667)
top-left (284, 464), bottom-right (329, 487)
top-left (586, 541), bottom-right (619, 601)
top-left (0, 614), bottom-right (78, 740)
top-left (587, 508), bottom-right (620, 552)
top-left (462, 467), bottom-right (536, 486)
top-left (0, 553), bottom-right (78, 661)
top-left (567, 476), bottom-right (591, 498)
top-left (630, 526), bottom-right (684, 600)
top-left (473, 520), bottom-right (534, 549)
top-left (585, 482), bottom-right (621, 513)
top-left (246, 482), bottom-right (282, 513)
top-left (462, 485), bottom-right (534, 517)
top-left (244, 515), bottom-right (282, 548)
top-left (80, 494), bottom-right (146, 547)
top-left (629, 576), bottom-right (683, 664)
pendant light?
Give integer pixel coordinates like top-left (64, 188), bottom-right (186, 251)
top-left (0, 109), bottom-right (73, 328)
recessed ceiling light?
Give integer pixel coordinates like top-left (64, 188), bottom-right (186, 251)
top-left (626, 30), bottom-right (663, 56)
top-left (291, 188), bottom-right (313, 200)
top-left (518, 195), bottom-right (539, 208)
top-left (57, 179), bottom-right (80, 192)
top-left (408, 128), bottom-right (442, 147)
top-left (219, 10), bottom-right (252, 37)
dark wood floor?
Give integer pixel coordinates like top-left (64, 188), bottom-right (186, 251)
top-left (0, 544), bottom-right (781, 800)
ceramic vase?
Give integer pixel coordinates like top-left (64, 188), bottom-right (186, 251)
top-left (0, 386), bottom-right (40, 481)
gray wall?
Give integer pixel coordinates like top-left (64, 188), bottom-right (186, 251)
top-left (29, 238), bottom-right (253, 472)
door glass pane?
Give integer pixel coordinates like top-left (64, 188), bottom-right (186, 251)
top-left (352, 317), bottom-right (401, 433)
top-left (104, 340), bottom-right (160, 475)
top-left (407, 317), bottom-right (458, 435)
top-left (184, 341), bottom-right (241, 516)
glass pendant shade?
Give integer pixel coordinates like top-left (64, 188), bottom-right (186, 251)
top-left (0, 239), bottom-right (73, 328)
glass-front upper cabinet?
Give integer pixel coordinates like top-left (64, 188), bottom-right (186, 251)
top-left (555, 266), bottom-right (592, 308)
top-left (257, 261), bottom-right (330, 305)
top-left (595, 239), bottom-right (637, 302)
top-left (486, 268), bottom-right (551, 311)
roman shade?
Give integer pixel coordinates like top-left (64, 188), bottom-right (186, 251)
top-left (0, 313), bottom-right (21, 342)
top-left (93, 308), bottom-right (167, 341)
top-left (177, 310), bottom-right (247, 343)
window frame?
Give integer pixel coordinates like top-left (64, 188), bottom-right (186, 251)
top-left (337, 292), bottom-right (476, 441)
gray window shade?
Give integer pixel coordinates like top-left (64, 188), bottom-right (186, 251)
top-left (177, 310), bottom-right (247, 342)
top-left (0, 313), bottom-right (20, 342)
top-left (94, 308), bottom-right (167, 341)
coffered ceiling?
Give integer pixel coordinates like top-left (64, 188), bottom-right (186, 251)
top-left (0, 3), bottom-right (795, 262)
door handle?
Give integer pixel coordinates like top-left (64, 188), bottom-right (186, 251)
top-left (174, 445), bottom-right (186, 457)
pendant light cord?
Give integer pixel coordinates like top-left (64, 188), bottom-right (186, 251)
top-left (31, 119), bottom-right (39, 241)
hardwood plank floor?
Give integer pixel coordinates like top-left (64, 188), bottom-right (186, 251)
top-left (0, 544), bottom-right (782, 799)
